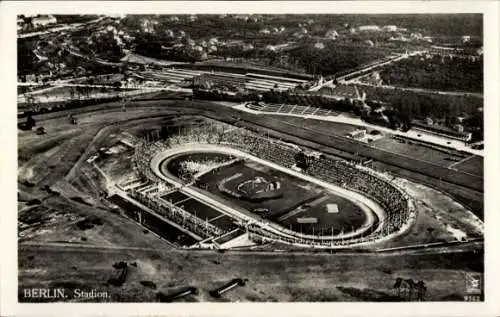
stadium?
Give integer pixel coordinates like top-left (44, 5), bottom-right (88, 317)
top-left (113, 118), bottom-right (416, 250)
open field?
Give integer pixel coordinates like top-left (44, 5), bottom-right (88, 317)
top-left (195, 160), bottom-right (322, 218)
top-left (193, 159), bottom-right (366, 234)
top-left (279, 194), bottom-right (369, 236)
top-left (18, 243), bottom-right (483, 302)
top-left (372, 136), bottom-right (469, 168)
top-left (273, 115), bottom-right (361, 136)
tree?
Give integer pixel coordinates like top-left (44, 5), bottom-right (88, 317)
top-left (36, 127), bottom-right (46, 135)
top-left (159, 125), bottom-right (169, 140)
top-left (405, 278), bottom-right (416, 301)
top-left (393, 277), bottom-right (403, 297)
top-left (75, 86), bottom-right (83, 100)
top-left (26, 114), bottom-right (36, 128)
top-left (68, 114), bottom-right (77, 125)
top-left (294, 151), bottom-right (309, 170)
top-left (416, 280), bottom-right (427, 301)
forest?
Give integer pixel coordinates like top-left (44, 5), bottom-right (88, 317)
top-left (379, 54), bottom-right (483, 93)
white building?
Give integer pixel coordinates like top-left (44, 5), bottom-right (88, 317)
top-left (383, 25), bottom-right (398, 32)
top-left (265, 45), bottom-right (276, 52)
top-left (389, 35), bottom-right (409, 42)
top-left (358, 25), bottom-right (380, 32)
top-left (314, 42), bottom-right (325, 50)
top-left (422, 36), bottom-right (433, 43)
top-left (410, 32), bottom-right (423, 39)
top-left (347, 129), bottom-right (367, 139)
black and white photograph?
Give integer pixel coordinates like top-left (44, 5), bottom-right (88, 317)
top-left (1, 1), bottom-right (500, 316)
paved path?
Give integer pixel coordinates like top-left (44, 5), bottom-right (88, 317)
top-left (19, 239), bottom-right (483, 256)
top-left (309, 50), bottom-right (427, 91)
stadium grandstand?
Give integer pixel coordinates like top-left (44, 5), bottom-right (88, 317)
top-left (245, 102), bottom-right (334, 117)
top-left (128, 120), bottom-right (415, 249)
top-left (124, 148), bottom-right (242, 242)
